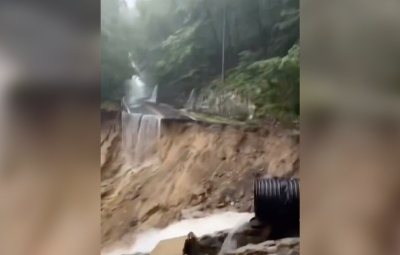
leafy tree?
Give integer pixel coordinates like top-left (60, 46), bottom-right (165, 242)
top-left (101, 0), bottom-right (135, 102)
top-left (221, 44), bottom-right (299, 120)
top-left (101, 0), bottom-right (300, 120)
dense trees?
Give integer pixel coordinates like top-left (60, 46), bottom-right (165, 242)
top-left (101, 0), bottom-right (299, 120)
top-left (101, 0), bottom-right (135, 102)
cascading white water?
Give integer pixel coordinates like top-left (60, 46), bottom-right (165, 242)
top-left (134, 114), bottom-right (160, 163)
top-left (125, 75), bottom-right (147, 106)
top-left (217, 221), bottom-right (251, 255)
top-left (121, 112), bottom-right (161, 166)
top-left (121, 62), bottom-right (162, 165)
top-left (102, 212), bottom-right (254, 255)
top-left (184, 89), bottom-right (197, 110)
top-left (148, 85), bottom-right (158, 103)
top-left (122, 112), bottom-right (143, 164)
top-left (130, 57), bottom-right (140, 74)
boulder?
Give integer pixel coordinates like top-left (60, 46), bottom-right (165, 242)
top-left (196, 223), bottom-right (299, 255)
top-left (226, 238), bottom-right (299, 255)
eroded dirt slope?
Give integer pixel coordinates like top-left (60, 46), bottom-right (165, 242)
top-left (101, 110), bottom-right (299, 249)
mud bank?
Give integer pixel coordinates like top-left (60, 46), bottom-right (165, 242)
top-left (100, 110), bottom-right (299, 249)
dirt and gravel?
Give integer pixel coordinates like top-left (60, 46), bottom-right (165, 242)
top-left (101, 110), bottom-right (299, 250)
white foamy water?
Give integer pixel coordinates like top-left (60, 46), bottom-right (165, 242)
top-left (121, 112), bottom-right (161, 167)
top-left (122, 112), bottom-right (142, 154)
top-left (218, 221), bottom-right (250, 255)
top-left (103, 212), bottom-right (253, 255)
top-left (148, 85), bottom-right (158, 103)
top-left (134, 114), bottom-right (160, 162)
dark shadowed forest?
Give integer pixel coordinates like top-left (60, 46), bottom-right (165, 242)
top-left (101, 0), bottom-right (299, 121)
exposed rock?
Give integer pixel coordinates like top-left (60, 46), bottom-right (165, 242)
top-left (195, 224), bottom-right (299, 255)
top-left (224, 238), bottom-right (299, 255)
top-left (101, 111), bottom-right (299, 248)
top-left (198, 231), bottom-right (229, 255)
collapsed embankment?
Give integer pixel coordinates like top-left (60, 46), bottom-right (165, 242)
top-left (100, 110), bottom-right (299, 249)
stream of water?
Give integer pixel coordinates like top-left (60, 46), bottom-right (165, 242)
top-left (218, 221), bottom-right (251, 255)
top-left (102, 212), bottom-right (253, 255)
top-left (134, 114), bottom-right (160, 163)
top-left (121, 112), bottom-right (160, 166)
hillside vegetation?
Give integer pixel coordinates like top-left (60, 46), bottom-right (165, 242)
top-left (101, 0), bottom-right (299, 121)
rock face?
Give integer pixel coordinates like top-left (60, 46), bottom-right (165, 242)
top-left (196, 222), bottom-right (299, 255)
top-left (127, 230), bottom-right (299, 255)
top-left (226, 239), bottom-right (299, 255)
top-left (198, 231), bottom-right (229, 255)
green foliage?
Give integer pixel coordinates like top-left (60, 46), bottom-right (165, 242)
top-left (101, 0), bottom-right (300, 120)
top-left (101, 0), bottom-right (135, 102)
top-left (155, 22), bottom-right (201, 79)
top-left (220, 44), bottom-right (299, 120)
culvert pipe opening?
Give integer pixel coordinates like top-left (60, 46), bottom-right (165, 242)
top-left (253, 178), bottom-right (300, 239)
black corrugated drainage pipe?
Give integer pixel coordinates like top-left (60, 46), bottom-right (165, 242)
top-left (253, 178), bottom-right (300, 239)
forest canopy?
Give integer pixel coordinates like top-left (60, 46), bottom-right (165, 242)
top-left (101, 0), bottom-right (299, 120)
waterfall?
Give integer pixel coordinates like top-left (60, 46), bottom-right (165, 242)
top-left (184, 89), bottom-right (197, 110)
top-left (122, 112), bottom-right (143, 165)
top-left (125, 75), bottom-right (147, 106)
top-left (135, 114), bottom-right (160, 163)
top-left (130, 57), bottom-right (141, 75)
top-left (121, 112), bottom-right (161, 166)
top-left (122, 58), bottom-right (161, 165)
top-left (218, 221), bottom-right (252, 255)
top-left (148, 85), bottom-right (158, 103)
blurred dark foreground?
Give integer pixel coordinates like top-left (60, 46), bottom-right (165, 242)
top-left (0, 2), bottom-right (100, 255)
top-left (0, 1), bottom-right (399, 255)
top-left (302, 0), bottom-right (400, 255)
